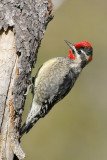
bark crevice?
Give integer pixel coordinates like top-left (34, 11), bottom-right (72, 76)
top-left (0, 0), bottom-right (53, 159)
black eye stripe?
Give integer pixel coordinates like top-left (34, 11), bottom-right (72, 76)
top-left (77, 49), bottom-right (82, 54)
top-left (77, 49), bottom-right (83, 55)
top-left (77, 47), bottom-right (93, 56)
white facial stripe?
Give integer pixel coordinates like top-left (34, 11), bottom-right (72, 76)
top-left (73, 46), bottom-right (81, 64)
top-left (71, 46), bottom-right (81, 63)
top-left (72, 45), bottom-right (78, 57)
top-left (81, 49), bottom-right (89, 60)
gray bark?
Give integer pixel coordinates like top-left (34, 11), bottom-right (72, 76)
top-left (0, 0), bottom-right (53, 159)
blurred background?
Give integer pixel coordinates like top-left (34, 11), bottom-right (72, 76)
top-left (21, 0), bottom-right (107, 159)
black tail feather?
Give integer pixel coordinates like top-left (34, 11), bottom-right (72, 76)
top-left (20, 116), bottom-right (40, 138)
top-left (20, 122), bottom-right (33, 138)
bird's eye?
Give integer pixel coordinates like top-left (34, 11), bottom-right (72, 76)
top-left (78, 49), bottom-right (82, 55)
top-left (78, 47), bottom-right (85, 55)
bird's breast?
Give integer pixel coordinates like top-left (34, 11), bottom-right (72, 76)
top-left (33, 57), bottom-right (81, 105)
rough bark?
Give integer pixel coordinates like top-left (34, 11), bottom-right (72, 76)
top-left (0, 0), bottom-right (53, 159)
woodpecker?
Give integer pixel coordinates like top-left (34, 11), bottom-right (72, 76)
top-left (20, 40), bottom-right (93, 136)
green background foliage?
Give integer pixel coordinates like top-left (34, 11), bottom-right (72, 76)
top-left (21, 0), bottom-right (107, 159)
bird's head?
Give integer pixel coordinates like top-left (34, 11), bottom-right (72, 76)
top-left (65, 40), bottom-right (93, 68)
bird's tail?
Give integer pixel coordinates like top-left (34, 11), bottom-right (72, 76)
top-left (20, 115), bottom-right (40, 138)
top-left (20, 121), bottom-right (30, 138)
top-left (20, 101), bottom-right (41, 138)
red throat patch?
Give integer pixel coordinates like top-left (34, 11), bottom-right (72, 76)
top-left (67, 49), bottom-right (75, 60)
top-left (88, 57), bottom-right (92, 62)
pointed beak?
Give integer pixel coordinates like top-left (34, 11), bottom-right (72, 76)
top-left (64, 40), bottom-right (74, 51)
top-left (64, 40), bottom-right (77, 57)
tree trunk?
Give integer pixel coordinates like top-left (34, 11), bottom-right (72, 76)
top-left (0, 0), bottom-right (53, 159)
